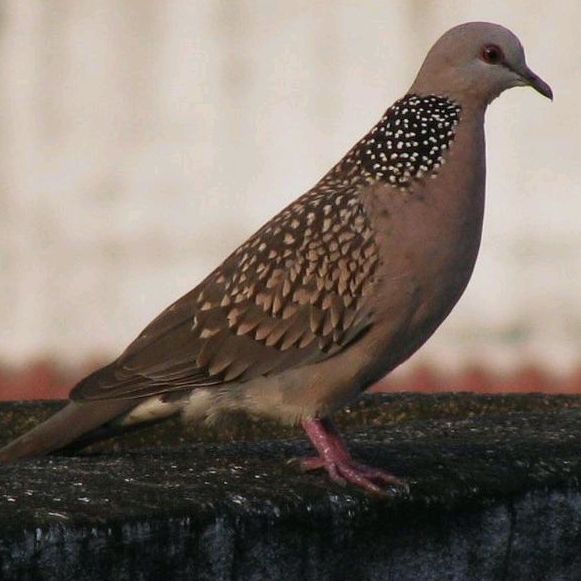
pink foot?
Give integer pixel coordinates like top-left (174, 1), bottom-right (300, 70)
top-left (299, 417), bottom-right (404, 495)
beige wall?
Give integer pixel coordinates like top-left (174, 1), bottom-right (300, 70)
top-left (0, 1), bottom-right (579, 374)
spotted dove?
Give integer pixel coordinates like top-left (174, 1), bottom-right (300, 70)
top-left (0, 22), bottom-right (552, 494)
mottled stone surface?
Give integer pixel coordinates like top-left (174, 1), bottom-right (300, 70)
top-left (1, 393), bottom-right (581, 580)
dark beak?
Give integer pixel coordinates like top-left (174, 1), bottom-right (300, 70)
top-left (521, 66), bottom-right (553, 100)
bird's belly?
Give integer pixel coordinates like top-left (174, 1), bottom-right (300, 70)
top-left (359, 184), bottom-right (485, 383)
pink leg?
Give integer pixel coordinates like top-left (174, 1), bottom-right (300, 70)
top-left (299, 417), bottom-right (403, 495)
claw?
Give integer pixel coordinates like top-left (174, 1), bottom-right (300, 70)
top-left (299, 417), bottom-right (405, 495)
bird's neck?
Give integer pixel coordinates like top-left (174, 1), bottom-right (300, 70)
top-left (325, 93), bottom-right (470, 193)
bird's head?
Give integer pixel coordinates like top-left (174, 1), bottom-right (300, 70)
top-left (409, 22), bottom-right (553, 107)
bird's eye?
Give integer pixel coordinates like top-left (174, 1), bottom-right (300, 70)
top-left (480, 44), bottom-right (504, 64)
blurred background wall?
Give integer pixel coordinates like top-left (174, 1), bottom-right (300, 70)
top-left (0, 0), bottom-right (579, 397)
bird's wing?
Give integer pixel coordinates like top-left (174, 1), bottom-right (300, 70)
top-left (71, 180), bottom-right (380, 401)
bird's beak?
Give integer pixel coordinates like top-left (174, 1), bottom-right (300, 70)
top-left (519, 66), bottom-right (553, 100)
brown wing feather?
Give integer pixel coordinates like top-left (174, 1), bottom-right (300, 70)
top-left (71, 181), bottom-right (379, 402)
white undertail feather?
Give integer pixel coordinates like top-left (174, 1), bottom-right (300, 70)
top-left (120, 396), bottom-right (183, 426)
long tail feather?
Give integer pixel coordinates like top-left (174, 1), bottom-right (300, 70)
top-left (0, 400), bottom-right (133, 462)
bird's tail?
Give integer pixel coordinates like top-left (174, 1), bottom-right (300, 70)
top-left (0, 400), bottom-right (134, 462)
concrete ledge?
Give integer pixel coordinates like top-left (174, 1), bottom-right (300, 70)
top-left (1, 393), bottom-right (581, 580)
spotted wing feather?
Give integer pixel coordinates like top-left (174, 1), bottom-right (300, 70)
top-left (71, 182), bottom-right (379, 401)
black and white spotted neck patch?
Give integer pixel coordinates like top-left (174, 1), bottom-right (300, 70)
top-left (350, 94), bottom-right (462, 188)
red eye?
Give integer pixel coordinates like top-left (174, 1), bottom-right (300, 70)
top-left (480, 44), bottom-right (504, 64)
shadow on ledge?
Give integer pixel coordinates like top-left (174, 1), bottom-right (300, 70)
top-left (1, 392), bottom-right (581, 581)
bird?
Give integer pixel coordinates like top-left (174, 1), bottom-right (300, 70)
top-left (0, 22), bottom-right (552, 494)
